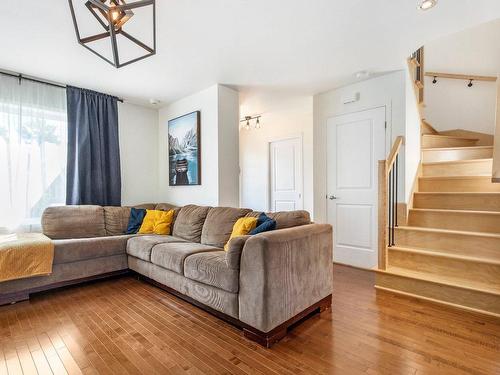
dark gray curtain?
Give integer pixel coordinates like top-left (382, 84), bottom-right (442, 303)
top-left (66, 86), bottom-right (121, 206)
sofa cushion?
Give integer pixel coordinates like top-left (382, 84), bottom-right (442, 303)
top-left (155, 203), bottom-right (178, 211)
top-left (172, 205), bottom-right (211, 243)
top-left (126, 235), bottom-right (186, 262)
top-left (53, 235), bottom-right (134, 265)
top-left (42, 205), bottom-right (106, 239)
top-left (201, 207), bottom-right (252, 248)
top-left (151, 242), bottom-right (219, 274)
top-left (184, 251), bottom-right (239, 293)
top-left (246, 210), bottom-right (310, 230)
top-left (104, 206), bottom-right (132, 236)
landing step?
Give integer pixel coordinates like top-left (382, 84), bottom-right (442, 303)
top-left (422, 149), bottom-right (494, 163)
top-left (375, 269), bottom-right (500, 318)
top-left (377, 267), bottom-right (500, 296)
top-left (408, 208), bottom-right (500, 234)
top-left (422, 134), bottom-right (478, 148)
top-left (413, 192), bottom-right (500, 211)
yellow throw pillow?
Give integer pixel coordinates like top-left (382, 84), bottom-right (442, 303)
top-left (224, 217), bottom-right (258, 251)
top-left (138, 209), bottom-right (175, 235)
top-left (138, 209), bottom-right (157, 234)
top-left (153, 209), bottom-right (174, 235)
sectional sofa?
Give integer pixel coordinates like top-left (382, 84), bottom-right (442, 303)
top-left (0, 203), bottom-right (333, 347)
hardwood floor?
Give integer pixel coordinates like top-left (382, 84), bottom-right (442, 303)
top-left (1, 265), bottom-right (499, 375)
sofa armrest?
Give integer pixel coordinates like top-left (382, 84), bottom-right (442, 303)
top-left (238, 223), bottom-right (333, 333)
top-left (225, 235), bottom-right (252, 270)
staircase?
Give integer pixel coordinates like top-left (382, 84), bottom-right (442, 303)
top-left (376, 131), bottom-right (500, 318)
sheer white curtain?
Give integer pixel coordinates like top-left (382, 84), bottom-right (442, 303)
top-left (0, 74), bottom-right (67, 233)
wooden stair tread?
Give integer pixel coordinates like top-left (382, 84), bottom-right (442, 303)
top-left (422, 134), bottom-right (479, 141)
top-left (410, 208), bottom-right (500, 215)
top-left (422, 158), bottom-right (492, 166)
top-left (422, 145), bottom-right (493, 151)
top-left (377, 267), bottom-right (500, 296)
top-left (414, 192), bottom-right (500, 195)
top-left (389, 246), bottom-right (500, 266)
top-left (419, 175), bottom-right (491, 180)
top-left (396, 225), bottom-right (500, 239)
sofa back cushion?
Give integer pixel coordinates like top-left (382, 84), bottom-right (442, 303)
top-left (42, 205), bottom-right (106, 239)
top-left (201, 207), bottom-right (252, 248)
top-left (246, 210), bottom-right (311, 230)
top-left (172, 205), bottom-right (211, 243)
top-left (104, 206), bottom-right (132, 236)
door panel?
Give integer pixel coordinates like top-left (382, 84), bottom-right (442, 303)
top-left (270, 137), bottom-right (303, 212)
top-left (327, 107), bottom-right (386, 269)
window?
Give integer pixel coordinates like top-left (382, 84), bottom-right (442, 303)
top-left (0, 75), bottom-right (67, 233)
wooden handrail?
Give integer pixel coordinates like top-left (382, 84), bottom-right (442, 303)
top-left (493, 74), bottom-right (500, 183)
top-left (425, 72), bottom-right (497, 83)
top-left (378, 136), bottom-right (405, 270)
top-left (386, 136), bottom-right (404, 173)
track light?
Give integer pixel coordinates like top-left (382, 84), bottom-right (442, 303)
top-left (240, 115), bottom-right (262, 131)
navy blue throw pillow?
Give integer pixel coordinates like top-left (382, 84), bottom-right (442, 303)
top-left (250, 213), bottom-right (277, 235)
top-left (126, 208), bottom-right (147, 234)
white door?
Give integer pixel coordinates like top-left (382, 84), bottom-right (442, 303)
top-left (327, 107), bottom-right (386, 269)
top-left (270, 137), bottom-right (303, 211)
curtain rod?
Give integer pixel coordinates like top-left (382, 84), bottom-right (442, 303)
top-left (0, 70), bottom-right (124, 103)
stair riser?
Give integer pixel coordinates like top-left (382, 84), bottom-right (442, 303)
top-left (388, 250), bottom-right (500, 286)
top-left (395, 228), bottom-right (500, 260)
top-left (419, 178), bottom-right (500, 192)
top-left (414, 193), bottom-right (500, 211)
top-left (422, 148), bottom-right (493, 163)
top-left (375, 273), bottom-right (500, 317)
top-left (408, 210), bottom-right (500, 234)
top-left (422, 137), bottom-right (477, 148)
top-left (422, 160), bottom-right (493, 177)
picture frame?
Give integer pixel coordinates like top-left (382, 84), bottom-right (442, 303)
top-left (168, 111), bottom-right (201, 186)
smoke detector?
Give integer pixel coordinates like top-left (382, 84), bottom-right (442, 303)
top-left (418, 0), bottom-right (438, 11)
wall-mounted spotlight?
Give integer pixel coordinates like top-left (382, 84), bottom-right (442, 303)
top-left (468, 79), bottom-right (474, 88)
top-left (432, 76), bottom-right (437, 84)
top-left (240, 115), bottom-right (262, 130)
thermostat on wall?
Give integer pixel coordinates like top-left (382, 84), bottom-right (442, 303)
top-left (342, 92), bottom-right (360, 104)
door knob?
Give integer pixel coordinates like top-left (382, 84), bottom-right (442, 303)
top-left (328, 195), bottom-right (339, 200)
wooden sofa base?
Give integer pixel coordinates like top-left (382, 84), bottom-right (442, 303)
top-left (133, 272), bottom-right (333, 348)
top-left (0, 270), bottom-right (130, 306)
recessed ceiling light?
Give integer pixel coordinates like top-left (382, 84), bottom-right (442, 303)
top-left (418, 0), bottom-right (438, 11)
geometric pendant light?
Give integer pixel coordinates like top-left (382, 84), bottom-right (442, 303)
top-left (68, 0), bottom-right (156, 68)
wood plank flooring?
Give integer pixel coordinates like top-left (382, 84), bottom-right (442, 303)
top-left (1, 264), bottom-right (499, 375)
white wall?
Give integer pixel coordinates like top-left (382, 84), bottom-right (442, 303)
top-left (424, 19), bottom-right (500, 135)
top-left (218, 86), bottom-right (241, 207)
top-left (313, 71), bottom-right (407, 223)
top-left (118, 102), bottom-right (159, 205)
top-left (405, 67), bottom-right (422, 203)
top-left (158, 84), bottom-right (240, 207)
top-left (239, 92), bottom-right (314, 215)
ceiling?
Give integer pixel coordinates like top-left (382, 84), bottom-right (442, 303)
top-left (1, 1), bottom-right (499, 107)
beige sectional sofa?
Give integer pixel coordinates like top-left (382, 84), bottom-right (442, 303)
top-left (0, 203), bottom-right (333, 347)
